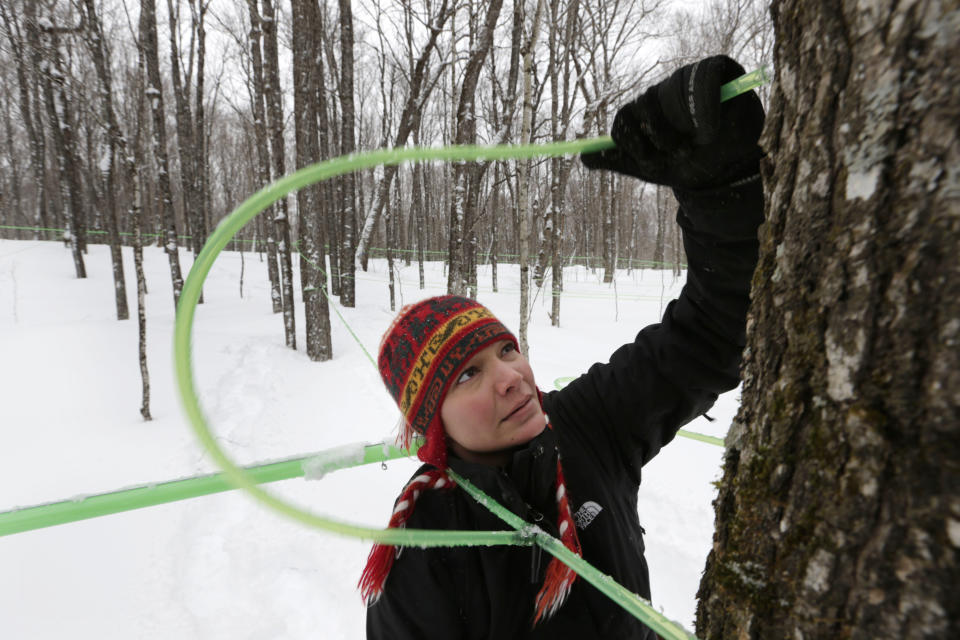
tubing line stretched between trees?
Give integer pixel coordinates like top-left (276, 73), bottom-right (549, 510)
top-left (0, 68), bottom-right (768, 639)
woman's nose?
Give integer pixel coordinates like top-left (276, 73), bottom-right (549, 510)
top-left (493, 361), bottom-right (523, 395)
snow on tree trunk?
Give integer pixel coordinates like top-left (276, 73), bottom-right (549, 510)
top-left (245, 0), bottom-right (283, 314)
top-left (261, 0), bottom-right (296, 348)
top-left (140, 0), bottom-right (184, 308)
top-left (37, 19), bottom-right (86, 279)
top-left (517, 0), bottom-right (546, 355)
top-left (292, 0), bottom-right (332, 362)
top-left (81, 0), bottom-right (129, 321)
top-left (446, 0), bottom-right (504, 297)
top-left (696, 2), bottom-right (960, 638)
top-left (337, 0), bottom-right (357, 308)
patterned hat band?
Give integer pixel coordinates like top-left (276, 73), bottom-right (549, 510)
top-left (378, 296), bottom-right (517, 465)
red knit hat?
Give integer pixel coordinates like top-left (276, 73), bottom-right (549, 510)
top-left (360, 295), bottom-right (582, 625)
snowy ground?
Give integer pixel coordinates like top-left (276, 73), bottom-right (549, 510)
top-left (0, 239), bottom-right (736, 639)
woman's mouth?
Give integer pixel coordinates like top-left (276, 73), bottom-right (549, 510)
top-left (503, 396), bottom-right (532, 422)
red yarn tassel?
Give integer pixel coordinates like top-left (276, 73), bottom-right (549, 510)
top-left (358, 542), bottom-right (397, 604)
top-left (533, 458), bottom-right (582, 625)
top-left (358, 468), bottom-right (451, 604)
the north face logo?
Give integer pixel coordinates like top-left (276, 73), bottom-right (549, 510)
top-left (573, 501), bottom-right (602, 530)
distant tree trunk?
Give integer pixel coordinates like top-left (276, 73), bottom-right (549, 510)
top-left (601, 133), bottom-right (615, 282)
top-left (653, 185), bottom-right (666, 268)
top-left (36, 17), bottom-right (86, 278)
top-left (246, 0), bottom-right (283, 314)
top-left (165, 0), bottom-right (200, 254)
top-left (697, 2), bottom-right (959, 638)
top-left (412, 153), bottom-right (426, 290)
top-left (446, 0), bottom-right (504, 296)
top-left (337, 0), bottom-right (357, 307)
top-left (192, 0), bottom-right (209, 254)
top-left (80, 0), bottom-right (129, 321)
top-left (317, 1), bottom-right (341, 298)
top-left (261, 0), bottom-right (296, 347)
top-left (546, 0), bottom-right (578, 327)
top-left (132, 48), bottom-right (151, 421)
top-left (140, 0), bottom-right (184, 307)
top-left (385, 182), bottom-right (396, 311)
top-left (292, 0), bottom-right (332, 361)
top-left (516, 0), bottom-right (545, 354)
top-left (490, 163), bottom-right (501, 293)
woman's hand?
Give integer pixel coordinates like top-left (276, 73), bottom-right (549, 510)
top-left (581, 55), bottom-right (766, 190)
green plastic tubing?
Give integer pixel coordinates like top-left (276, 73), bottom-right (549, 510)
top-left (172, 68), bottom-right (765, 636)
top-left (447, 469), bottom-right (698, 640)
top-left (0, 440), bottom-right (429, 538)
top-left (0, 67), bottom-right (767, 634)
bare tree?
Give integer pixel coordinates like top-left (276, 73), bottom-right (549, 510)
top-left (516, 0), bottom-right (546, 354)
top-left (446, 0), bottom-right (504, 296)
top-left (539, 0), bottom-right (581, 327)
top-left (35, 6), bottom-right (87, 278)
top-left (291, 0), bottom-right (332, 361)
top-left (336, 0), bottom-right (358, 307)
top-left (131, 56), bottom-right (151, 421)
top-left (79, 0), bottom-right (129, 320)
top-left (260, 0), bottom-right (296, 346)
top-left (697, 2), bottom-right (959, 638)
top-left (245, 0), bottom-right (283, 313)
top-left (140, 0), bottom-right (185, 307)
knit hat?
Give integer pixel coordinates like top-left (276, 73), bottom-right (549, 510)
top-left (378, 295), bottom-right (516, 469)
top-left (359, 295), bottom-right (582, 624)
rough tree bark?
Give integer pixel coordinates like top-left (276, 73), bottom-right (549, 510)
top-left (516, 0), bottom-right (545, 354)
top-left (140, 0), bottom-right (185, 307)
top-left (245, 0), bottom-right (283, 314)
top-left (697, 2), bottom-right (959, 638)
top-left (545, 0), bottom-right (579, 327)
top-left (36, 14), bottom-right (86, 278)
top-left (337, 0), bottom-right (357, 308)
top-left (291, 0), bottom-right (332, 361)
top-left (80, 0), bottom-right (129, 321)
top-left (261, 0), bottom-right (296, 347)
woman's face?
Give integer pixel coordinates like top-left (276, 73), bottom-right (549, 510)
top-left (440, 339), bottom-right (546, 465)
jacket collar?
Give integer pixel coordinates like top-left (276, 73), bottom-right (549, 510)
top-left (447, 426), bottom-right (559, 522)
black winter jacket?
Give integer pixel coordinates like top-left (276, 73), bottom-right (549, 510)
top-left (367, 177), bottom-right (764, 639)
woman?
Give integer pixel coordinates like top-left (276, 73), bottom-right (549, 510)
top-left (361, 55), bottom-right (766, 639)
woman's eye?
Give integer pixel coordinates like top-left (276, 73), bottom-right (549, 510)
top-left (501, 342), bottom-right (516, 356)
top-left (456, 367), bottom-right (478, 384)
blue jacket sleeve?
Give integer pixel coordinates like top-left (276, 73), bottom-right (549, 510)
top-left (544, 176), bottom-right (763, 482)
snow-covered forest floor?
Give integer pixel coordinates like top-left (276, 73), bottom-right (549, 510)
top-left (0, 239), bottom-right (736, 639)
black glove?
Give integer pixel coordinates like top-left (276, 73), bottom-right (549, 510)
top-left (582, 56), bottom-right (765, 190)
